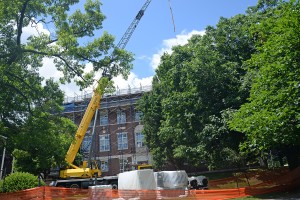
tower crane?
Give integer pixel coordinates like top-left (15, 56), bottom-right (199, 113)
top-left (58, 0), bottom-right (152, 183)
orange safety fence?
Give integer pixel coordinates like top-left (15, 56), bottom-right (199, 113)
top-left (0, 166), bottom-right (299, 200)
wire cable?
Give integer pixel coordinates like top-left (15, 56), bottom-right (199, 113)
top-left (168, 0), bottom-right (176, 32)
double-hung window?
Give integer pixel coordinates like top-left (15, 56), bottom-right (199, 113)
top-left (117, 110), bottom-right (126, 124)
top-left (100, 111), bottom-right (109, 126)
top-left (135, 132), bottom-right (145, 148)
top-left (117, 132), bottom-right (128, 150)
top-left (99, 134), bottom-right (110, 152)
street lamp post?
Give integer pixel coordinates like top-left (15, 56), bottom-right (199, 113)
top-left (0, 135), bottom-right (7, 180)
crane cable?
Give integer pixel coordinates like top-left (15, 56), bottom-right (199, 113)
top-left (168, 0), bottom-right (176, 32)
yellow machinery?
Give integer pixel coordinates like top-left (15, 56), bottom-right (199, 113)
top-left (137, 164), bottom-right (153, 170)
top-left (59, 77), bottom-right (109, 179)
top-left (59, 0), bottom-right (152, 180)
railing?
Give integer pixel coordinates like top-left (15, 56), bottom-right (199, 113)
top-left (63, 85), bottom-right (152, 104)
top-left (62, 97), bottom-right (141, 113)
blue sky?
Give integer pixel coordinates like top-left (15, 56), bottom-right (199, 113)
top-left (36, 0), bottom-right (258, 97)
top-left (100, 0), bottom-right (258, 77)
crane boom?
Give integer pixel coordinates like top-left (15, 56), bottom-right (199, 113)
top-left (116, 0), bottom-right (151, 49)
top-left (64, 78), bottom-right (108, 166)
top-left (61, 0), bottom-right (152, 179)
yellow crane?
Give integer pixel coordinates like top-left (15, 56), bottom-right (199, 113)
top-left (60, 78), bottom-right (109, 179)
top-left (59, 0), bottom-right (152, 180)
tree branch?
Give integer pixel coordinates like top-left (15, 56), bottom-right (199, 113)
top-left (23, 49), bottom-right (87, 82)
top-left (75, 53), bottom-right (101, 65)
top-left (0, 81), bottom-right (32, 114)
top-left (5, 69), bottom-right (40, 100)
top-left (17, 0), bottom-right (31, 45)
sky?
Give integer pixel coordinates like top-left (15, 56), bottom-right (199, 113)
top-left (35, 0), bottom-right (259, 98)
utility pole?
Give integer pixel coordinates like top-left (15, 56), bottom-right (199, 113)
top-left (0, 135), bottom-right (7, 180)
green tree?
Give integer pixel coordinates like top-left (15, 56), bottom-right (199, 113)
top-left (230, 0), bottom-right (300, 169)
top-left (12, 112), bottom-right (76, 175)
top-left (140, 11), bottom-right (256, 169)
top-left (0, 0), bottom-right (133, 174)
top-left (0, 0), bottom-right (133, 87)
top-left (138, 76), bottom-right (165, 168)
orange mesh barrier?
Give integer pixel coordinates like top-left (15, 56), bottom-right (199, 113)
top-left (0, 167), bottom-right (299, 200)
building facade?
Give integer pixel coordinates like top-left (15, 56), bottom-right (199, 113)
top-left (62, 86), bottom-right (152, 176)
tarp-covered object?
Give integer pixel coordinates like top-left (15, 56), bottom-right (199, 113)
top-left (118, 169), bottom-right (157, 190)
top-left (154, 170), bottom-right (188, 189)
top-left (1, 167), bottom-right (299, 200)
top-left (188, 175), bottom-right (209, 189)
top-left (154, 171), bottom-right (189, 198)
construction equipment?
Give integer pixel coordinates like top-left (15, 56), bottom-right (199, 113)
top-left (131, 164), bottom-right (154, 170)
top-left (59, 78), bottom-right (108, 179)
top-left (138, 164), bottom-right (153, 170)
top-left (56, 0), bottom-right (152, 186)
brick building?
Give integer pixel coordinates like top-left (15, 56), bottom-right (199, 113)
top-left (62, 85), bottom-right (152, 176)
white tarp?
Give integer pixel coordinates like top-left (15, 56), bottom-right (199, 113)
top-left (118, 169), bottom-right (157, 190)
top-left (154, 170), bottom-right (188, 189)
top-left (188, 175), bottom-right (209, 189)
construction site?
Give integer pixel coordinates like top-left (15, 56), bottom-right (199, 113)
top-left (62, 85), bottom-right (153, 176)
top-left (1, 0), bottom-right (300, 199)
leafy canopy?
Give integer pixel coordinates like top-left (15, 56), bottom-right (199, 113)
top-left (229, 0), bottom-right (300, 169)
top-left (0, 0), bottom-right (134, 175)
top-left (139, 11), bottom-right (256, 169)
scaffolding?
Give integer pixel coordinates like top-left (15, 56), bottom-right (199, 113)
top-left (62, 85), bottom-right (152, 176)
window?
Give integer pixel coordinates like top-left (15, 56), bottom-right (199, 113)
top-left (99, 134), bottom-right (110, 152)
top-left (135, 132), bottom-right (145, 147)
top-left (81, 136), bottom-right (92, 153)
top-left (119, 159), bottom-right (127, 173)
top-left (117, 132), bottom-right (128, 150)
top-left (117, 110), bottom-right (126, 124)
top-left (135, 111), bottom-right (143, 122)
top-left (100, 160), bottom-right (109, 172)
top-left (100, 111), bottom-right (108, 126)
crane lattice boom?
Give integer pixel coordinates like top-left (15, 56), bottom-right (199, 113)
top-left (116, 0), bottom-right (151, 49)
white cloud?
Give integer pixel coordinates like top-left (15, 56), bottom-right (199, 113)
top-left (22, 21), bottom-right (50, 43)
top-left (113, 73), bottom-right (153, 90)
top-left (61, 72), bottom-right (153, 98)
top-left (61, 30), bottom-right (206, 97)
top-left (39, 58), bottom-right (62, 80)
top-left (136, 55), bottom-right (151, 61)
top-left (38, 58), bottom-right (84, 97)
top-left (32, 23), bottom-right (204, 98)
top-left (151, 29), bottom-right (205, 70)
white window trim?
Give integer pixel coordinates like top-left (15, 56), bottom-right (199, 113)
top-left (135, 132), bottom-right (145, 148)
top-left (117, 132), bottom-right (128, 150)
top-left (117, 110), bottom-right (126, 124)
top-left (99, 134), bottom-right (110, 152)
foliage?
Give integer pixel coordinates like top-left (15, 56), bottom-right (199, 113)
top-left (0, 172), bottom-right (45, 193)
top-left (229, 0), bottom-right (300, 169)
top-left (139, 0), bottom-right (300, 171)
top-left (12, 112), bottom-right (76, 174)
top-left (0, 0), bottom-right (133, 174)
top-left (0, 0), bottom-right (133, 87)
top-left (139, 9), bottom-right (257, 169)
